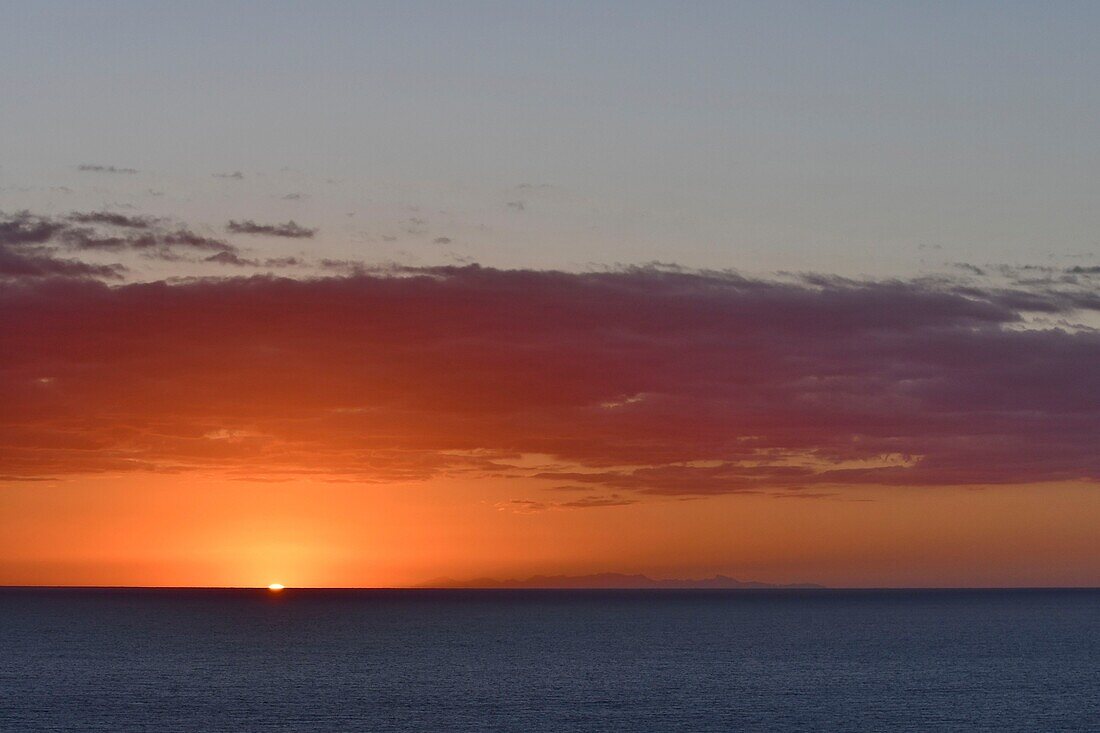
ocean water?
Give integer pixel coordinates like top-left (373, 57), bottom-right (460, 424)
top-left (1, 589), bottom-right (1098, 732)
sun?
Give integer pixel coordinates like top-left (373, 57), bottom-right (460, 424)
top-left (267, 583), bottom-right (285, 592)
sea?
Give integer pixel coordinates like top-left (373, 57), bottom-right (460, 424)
top-left (1, 588), bottom-right (1097, 732)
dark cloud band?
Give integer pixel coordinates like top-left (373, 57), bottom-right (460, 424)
top-left (2, 266), bottom-right (1097, 496)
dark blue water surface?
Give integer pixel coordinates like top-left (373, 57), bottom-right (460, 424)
top-left (1, 588), bottom-right (1098, 732)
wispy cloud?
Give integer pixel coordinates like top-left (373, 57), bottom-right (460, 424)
top-left (0, 210), bottom-right (237, 273)
top-left (205, 252), bottom-right (304, 268)
top-left (495, 494), bottom-right (637, 513)
top-left (68, 211), bottom-right (156, 229)
top-left (205, 251), bottom-right (259, 267)
top-left (227, 220), bottom-right (316, 238)
top-left (77, 164), bottom-right (138, 174)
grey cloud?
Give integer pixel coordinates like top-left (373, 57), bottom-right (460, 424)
top-left (77, 164), bottom-right (138, 174)
top-left (263, 257), bottom-right (305, 268)
top-left (204, 253), bottom-right (306, 268)
top-left (0, 249), bottom-right (125, 280)
top-left (0, 210), bottom-right (239, 278)
top-left (227, 220), bottom-right (316, 238)
top-left (952, 262), bottom-right (985, 276)
top-left (68, 211), bottom-right (156, 229)
top-left (0, 211), bottom-right (66, 245)
top-left (206, 251), bottom-right (259, 267)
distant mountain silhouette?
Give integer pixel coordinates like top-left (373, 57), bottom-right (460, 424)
top-left (417, 573), bottom-right (825, 589)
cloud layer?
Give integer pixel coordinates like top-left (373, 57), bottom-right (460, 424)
top-left (0, 210), bottom-right (243, 275)
top-left (2, 265), bottom-right (1098, 497)
top-left (1, 210), bottom-right (318, 279)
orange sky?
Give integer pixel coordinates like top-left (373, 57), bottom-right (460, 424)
top-left (3, 263), bottom-right (1100, 588)
top-left (3, 472), bottom-right (1098, 588)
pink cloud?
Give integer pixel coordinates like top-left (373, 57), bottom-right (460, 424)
top-left (2, 266), bottom-right (1098, 495)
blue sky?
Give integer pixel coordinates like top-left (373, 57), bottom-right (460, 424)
top-left (2, 1), bottom-right (1099, 275)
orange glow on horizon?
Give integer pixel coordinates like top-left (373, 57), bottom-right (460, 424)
top-left (2, 472), bottom-right (1100, 589)
top-left (5, 267), bottom-right (1099, 589)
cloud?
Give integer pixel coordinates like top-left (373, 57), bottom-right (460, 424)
top-left (952, 262), bottom-right (985, 276)
top-left (68, 211), bottom-right (155, 229)
top-left (0, 211), bottom-right (127, 280)
top-left (0, 210), bottom-right (238, 271)
top-left (77, 164), bottom-right (138, 174)
top-left (2, 265), bottom-right (1098, 496)
top-left (0, 247), bottom-right (125, 280)
top-left (496, 499), bottom-right (548, 514)
top-left (558, 494), bottom-right (638, 509)
top-left (205, 251), bottom-right (259, 267)
top-left (227, 220), bottom-right (316, 238)
top-left (156, 230), bottom-right (234, 252)
top-left (213, 171), bottom-right (244, 180)
top-left (496, 494), bottom-right (637, 513)
top-left (61, 227), bottom-right (234, 258)
top-left (204, 253), bottom-right (305, 268)
top-left (0, 211), bottom-right (66, 245)
top-left (263, 257), bottom-right (305, 268)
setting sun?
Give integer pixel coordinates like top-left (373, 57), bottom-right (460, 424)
top-left (267, 583), bottom-right (285, 592)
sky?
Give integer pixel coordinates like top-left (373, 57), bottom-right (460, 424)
top-left (2, 2), bottom-right (1099, 587)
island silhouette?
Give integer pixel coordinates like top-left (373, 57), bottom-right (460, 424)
top-left (417, 573), bottom-right (825, 589)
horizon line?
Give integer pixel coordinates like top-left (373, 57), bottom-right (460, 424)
top-left (4, 584), bottom-right (1100, 591)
